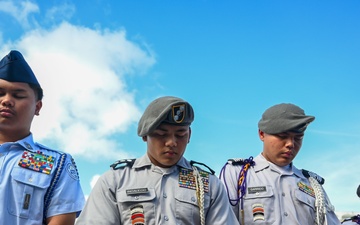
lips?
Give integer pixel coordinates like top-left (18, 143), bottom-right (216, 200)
top-left (0, 108), bottom-right (15, 117)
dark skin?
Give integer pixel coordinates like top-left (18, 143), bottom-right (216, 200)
top-left (142, 123), bottom-right (191, 168)
top-left (259, 129), bottom-right (304, 167)
top-left (0, 79), bottom-right (77, 225)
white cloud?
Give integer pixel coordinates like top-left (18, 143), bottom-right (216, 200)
top-left (0, 0), bottom-right (39, 29)
top-left (0, 21), bottom-right (156, 160)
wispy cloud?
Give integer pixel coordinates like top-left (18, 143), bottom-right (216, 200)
top-left (0, 0), bottom-right (39, 29)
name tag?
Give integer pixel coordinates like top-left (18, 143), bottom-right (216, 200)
top-left (126, 188), bottom-right (149, 195)
top-left (248, 186), bottom-right (266, 194)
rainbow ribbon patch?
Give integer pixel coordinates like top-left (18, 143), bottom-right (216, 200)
top-left (18, 150), bottom-right (55, 175)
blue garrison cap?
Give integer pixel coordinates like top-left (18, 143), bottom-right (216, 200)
top-left (0, 50), bottom-right (41, 88)
top-left (258, 103), bottom-right (315, 134)
top-left (137, 96), bottom-right (194, 137)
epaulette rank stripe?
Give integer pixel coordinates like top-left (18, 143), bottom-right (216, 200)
top-left (190, 160), bottom-right (215, 175)
top-left (302, 169), bottom-right (325, 185)
top-left (227, 158), bottom-right (247, 166)
top-left (110, 159), bottom-right (136, 170)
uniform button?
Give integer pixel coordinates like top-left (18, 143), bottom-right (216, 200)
top-left (282, 193), bottom-right (285, 197)
top-left (255, 192), bottom-right (259, 196)
top-left (134, 196), bottom-right (139, 200)
top-left (191, 197), bottom-right (196, 202)
top-left (164, 215), bottom-right (169, 221)
top-left (163, 193), bottom-right (167, 198)
top-left (284, 212), bottom-right (288, 216)
top-left (28, 177), bottom-right (33, 182)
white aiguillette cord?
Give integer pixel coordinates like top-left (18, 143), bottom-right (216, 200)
top-left (192, 166), bottom-right (205, 225)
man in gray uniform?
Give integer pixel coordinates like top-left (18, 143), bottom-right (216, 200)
top-left (76, 96), bottom-right (239, 225)
top-left (219, 103), bottom-right (341, 225)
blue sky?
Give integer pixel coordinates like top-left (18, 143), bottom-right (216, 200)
top-left (1, 0), bottom-right (359, 214)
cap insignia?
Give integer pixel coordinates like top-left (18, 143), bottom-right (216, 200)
top-left (172, 104), bottom-right (185, 123)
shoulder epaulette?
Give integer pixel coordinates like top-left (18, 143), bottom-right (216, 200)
top-left (227, 158), bottom-right (247, 165)
top-left (190, 160), bottom-right (215, 175)
top-left (110, 159), bottom-right (136, 170)
top-left (35, 143), bottom-right (64, 155)
top-left (226, 156), bottom-right (255, 166)
top-left (302, 169), bottom-right (325, 185)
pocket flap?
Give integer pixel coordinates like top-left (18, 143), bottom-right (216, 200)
top-left (11, 167), bottom-right (51, 188)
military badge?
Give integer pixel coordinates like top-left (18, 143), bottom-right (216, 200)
top-left (172, 104), bottom-right (186, 123)
top-left (130, 204), bottom-right (145, 225)
top-left (252, 203), bottom-right (265, 221)
top-left (18, 150), bottom-right (55, 175)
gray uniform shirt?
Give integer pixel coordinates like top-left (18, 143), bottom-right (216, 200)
top-left (220, 154), bottom-right (341, 225)
top-left (76, 154), bottom-right (239, 225)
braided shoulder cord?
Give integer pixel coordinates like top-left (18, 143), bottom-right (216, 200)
top-left (43, 153), bottom-right (67, 224)
top-left (237, 157), bottom-right (254, 225)
top-left (192, 166), bottom-right (205, 225)
top-left (308, 176), bottom-right (326, 225)
top-left (219, 157), bottom-right (254, 225)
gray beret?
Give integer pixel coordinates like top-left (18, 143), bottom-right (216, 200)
top-left (258, 103), bottom-right (315, 134)
top-left (137, 96), bottom-right (194, 137)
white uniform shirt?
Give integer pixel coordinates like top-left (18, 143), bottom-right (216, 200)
top-left (0, 134), bottom-right (85, 225)
top-left (219, 154), bottom-right (341, 225)
top-left (76, 154), bottom-right (239, 225)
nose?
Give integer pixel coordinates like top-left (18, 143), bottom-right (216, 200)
top-left (1, 94), bottom-right (14, 107)
top-left (285, 137), bottom-right (295, 149)
top-left (165, 135), bottom-right (177, 147)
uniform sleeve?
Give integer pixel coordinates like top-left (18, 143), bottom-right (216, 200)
top-left (76, 170), bottom-right (120, 225)
top-left (219, 164), bottom-right (241, 219)
top-left (206, 175), bottom-right (240, 225)
top-left (46, 154), bottom-right (85, 218)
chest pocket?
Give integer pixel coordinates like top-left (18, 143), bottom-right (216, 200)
top-left (9, 167), bottom-right (52, 221)
top-left (295, 189), bottom-right (315, 210)
top-left (174, 187), bottom-right (206, 224)
top-left (117, 188), bottom-right (156, 224)
top-left (243, 185), bottom-right (275, 225)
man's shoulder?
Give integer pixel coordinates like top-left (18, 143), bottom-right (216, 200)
top-left (301, 168), bottom-right (325, 185)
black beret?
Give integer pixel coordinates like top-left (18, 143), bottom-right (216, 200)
top-left (0, 50), bottom-right (41, 88)
top-left (137, 96), bottom-right (194, 137)
top-left (258, 103), bottom-right (315, 134)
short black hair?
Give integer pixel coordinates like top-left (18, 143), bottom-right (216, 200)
top-left (29, 83), bottom-right (43, 101)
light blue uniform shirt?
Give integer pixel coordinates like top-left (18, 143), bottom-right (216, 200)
top-left (0, 134), bottom-right (85, 225)
top-left (76, 154), bottom-right (239, 225)
top-left (220, 154), bottom-right (341, 225)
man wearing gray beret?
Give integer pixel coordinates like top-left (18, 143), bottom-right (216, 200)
top-left (76, 96), bottom-right (239, 225)
top-left (219, 103), bottom-right (341, 225)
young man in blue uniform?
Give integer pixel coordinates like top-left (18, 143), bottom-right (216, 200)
top-left (220, 103), bottom-right (341, 225)
top-left (0, 50), bottom-right (85, 225)
top-left (76, 96), bottom-right (239, 225)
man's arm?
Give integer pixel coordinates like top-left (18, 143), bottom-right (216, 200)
top-left (46, 212), bottom-right (77, 225)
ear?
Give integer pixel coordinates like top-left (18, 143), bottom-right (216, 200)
top-left (35, 100), bottom-right (42, 116)
top-left (258, 129), bottom-right (265, 141)
top-left (142, 136), bottom-right (147, 142)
